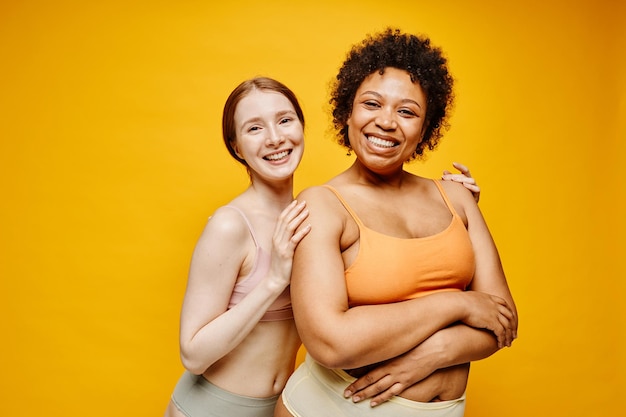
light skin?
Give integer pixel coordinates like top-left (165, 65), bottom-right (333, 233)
top-left (274, 68), bottom-right (516, 415)
top-left (164, 89), bottom-right (310, 417)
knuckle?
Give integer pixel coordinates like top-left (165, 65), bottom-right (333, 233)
top-left (391, 386), bottom-right (402, 396)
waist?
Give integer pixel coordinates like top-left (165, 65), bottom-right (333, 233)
top-left (304, 354), bottom-right (466, 407)
top-left (344, 360), bottom-right (470, 402)
top-left (204, 320), bottom-right (300, 397)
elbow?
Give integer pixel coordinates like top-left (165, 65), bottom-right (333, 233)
top-left (304, 341), bottom-right (359, 370)
top-left (307, 350), bottom-right (344, 369)
top-left (180, 347), bottom-right (209, 375)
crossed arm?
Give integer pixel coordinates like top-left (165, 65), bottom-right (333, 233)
top-left (290, 181), bottom-right (517, 406)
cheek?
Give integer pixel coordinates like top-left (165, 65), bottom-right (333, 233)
top-left (288, 126), bottom-right (305, 144)
top-left (401, 120), bottom-right (426, 142)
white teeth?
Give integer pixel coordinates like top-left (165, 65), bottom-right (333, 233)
top-left (265, 150), bottom-right (290, 161)
top-left (367, 136), bottom-right (395, 148)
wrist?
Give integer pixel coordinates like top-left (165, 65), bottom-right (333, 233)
top-left (262, 273), bottom-right (289, 295)
top-left (420, 328), bottom-right (455, 369)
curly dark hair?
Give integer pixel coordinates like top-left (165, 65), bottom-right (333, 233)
top-left (330, 28), bottom-right (455, 160)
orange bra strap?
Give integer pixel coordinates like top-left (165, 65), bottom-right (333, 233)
top-left (320, 185), bottom-right (365, 228)
top-left (431, 179), bottom-right (460, 218)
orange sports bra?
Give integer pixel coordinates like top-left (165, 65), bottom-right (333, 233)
top-left (224, 205), bottom-right (293, 321)
top-left (323, 180), bottom-right (475, 307)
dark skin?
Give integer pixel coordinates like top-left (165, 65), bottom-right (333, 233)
top-left (274, 68), bottom-right (516, 415)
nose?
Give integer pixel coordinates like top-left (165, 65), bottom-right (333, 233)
top-left (266, 124), bottom-right (285, 146)
top-left (375, 108), bottom-right (398, 130)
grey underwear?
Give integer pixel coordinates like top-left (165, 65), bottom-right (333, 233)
top-left (171, 371), bottom-right (279, 417)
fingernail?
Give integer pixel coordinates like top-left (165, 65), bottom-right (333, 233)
top-left (370, 401), bottom-right (378, 407)
top-left (352, 396), bottom-right (361, 402)
top-left (344, 390), bottom-right (352, 398)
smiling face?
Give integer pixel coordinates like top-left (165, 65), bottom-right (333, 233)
top-left (346, 67), bottom-right (427, 175)
top-left (232, 89), bottom-right (304, 183)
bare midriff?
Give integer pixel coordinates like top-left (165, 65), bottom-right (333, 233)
top-left (202, 319), bottom-right (300, 398)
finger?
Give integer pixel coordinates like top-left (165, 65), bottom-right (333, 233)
top-left (500, 319), bottom-right (513, 347)
top-left (344, 371), bottom-right (386, 398)
top-left (278, 200), bottom-right (298, 218)
top-left (287, 205), bottom-right (309, 228)
top-left (490, 318), bottom-right (505, 349)
top-left (274, 215), bottom-right (309, 255)
top-left (502, 308), bottom-right (518, 345)
top-left (281, 200), bottom-right (307, 223)
top-left (496, 310), bottom-right (515, 348)
top-left (287, 212), bottom-right (310, 240)
top-left (290, 224), bottom-right (311, 244)
top-left (369, 383), bottom-right (405, 407)
top-left (452, 162), bottom-right (470, 175)
top-left (274, 200), bottom-right (300, 236)
top-left (461, 178), bottom-right (477, 187)
top-left (463, 184), bottom-right (480, 203)
top-left (351, 375), bottom-right (396, 403)
top-left (497, 301), bottom-right (515, 322)
top-left (443, 174), bottom-right (476, 185)
top-left (277, 202), bottom-right (308, 238)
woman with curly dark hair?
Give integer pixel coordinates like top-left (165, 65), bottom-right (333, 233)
top-left (275, 28), bottom-right (517, 417)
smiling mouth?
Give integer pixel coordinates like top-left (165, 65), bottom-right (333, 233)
top-left (264, 150), bottom-right (292, 161)
top-left (367, 135), bottom-right (397, 148)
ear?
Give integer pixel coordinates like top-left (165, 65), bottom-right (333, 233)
top-left (231, 140), bottom-right (244, 160)
top-left (419, 120), bottom-right (430, 142)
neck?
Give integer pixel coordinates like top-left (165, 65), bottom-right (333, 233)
top-left (349, 159), bottom-right (409, 188)
top-left (247, 176), bottom-right (295, 209)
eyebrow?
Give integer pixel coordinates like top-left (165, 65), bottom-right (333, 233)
top-left (359, 91), bottom-right (423, 109)
top-left (240, 110), bottom-right (298, 127)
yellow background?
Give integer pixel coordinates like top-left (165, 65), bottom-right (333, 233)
top-left (1, 1), bottom-right (624, 416)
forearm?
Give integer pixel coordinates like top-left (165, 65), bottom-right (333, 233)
top-left (180, 278), bottom-right (286, 374)
top-left (425, 323), bottom-right (499, 370)
top-left (297, 292), bottom-right (469, 369)
top-left (340, 323), bottom-right (498, 405)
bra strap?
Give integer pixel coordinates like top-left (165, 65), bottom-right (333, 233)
top-left (223, 205), bottom-right (259, 247)
top-left (320, 185), bottom-right (365, 227)
top-left (431, 180), bottom-right (461, 218)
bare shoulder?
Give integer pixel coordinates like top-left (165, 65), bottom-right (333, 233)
top-left (296, 184), bottom-right (336, 202)
top-left (297, 185), bottom-right (345, 213)
top-left (437, 179), bottom-right (476, 205)
top-left (196, 205), bottom-right (250, 248)
top-left (296, 185), bottom-right (348, 233)
top-left (436, 179), bottom-right (479, 223)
